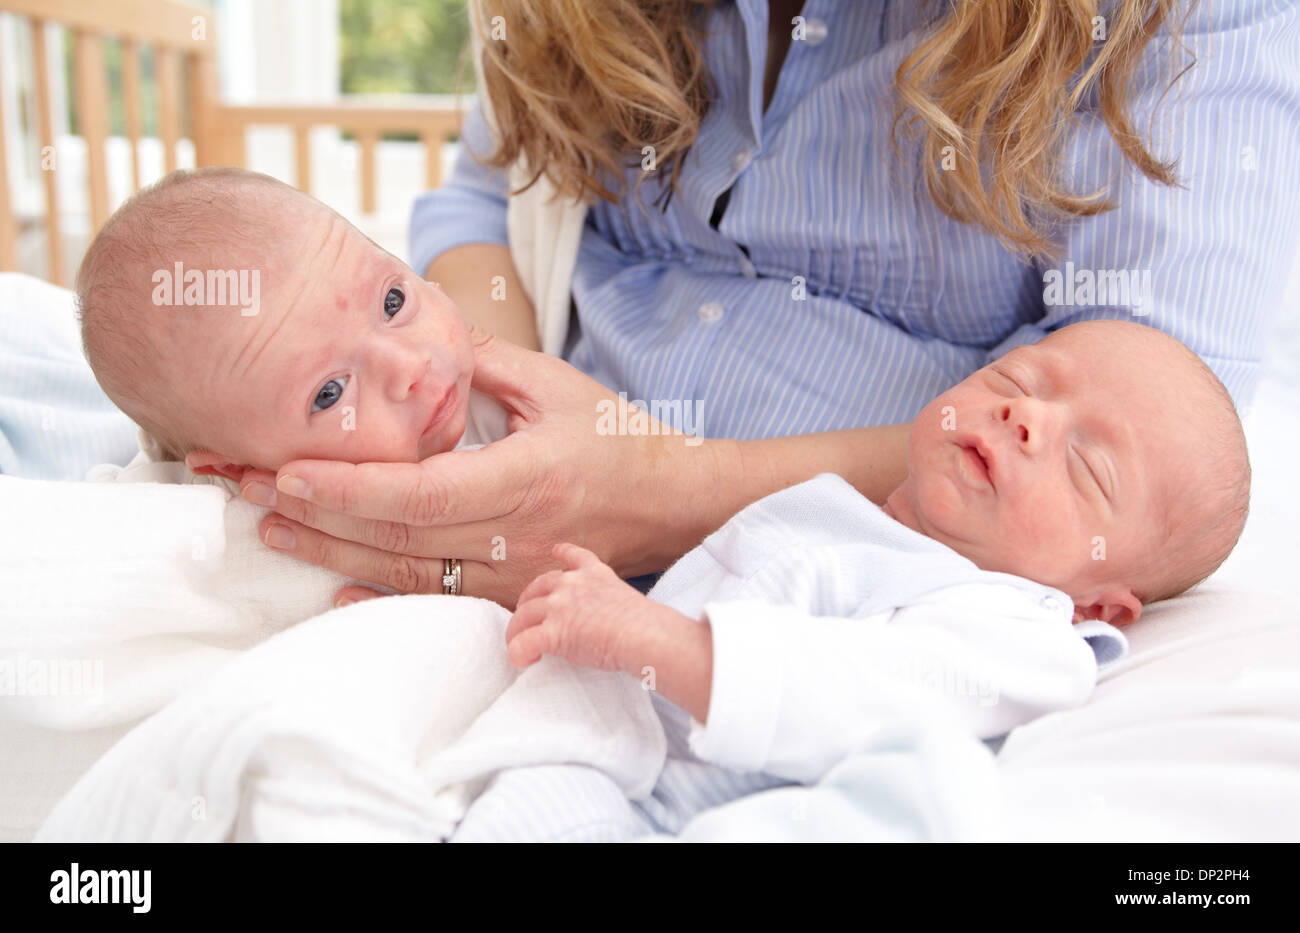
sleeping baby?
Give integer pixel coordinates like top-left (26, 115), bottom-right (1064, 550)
top-left (500, 318), bottom-right (1252, 785)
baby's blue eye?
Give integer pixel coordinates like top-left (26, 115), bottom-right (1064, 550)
top-left (384, 286), bottom-right (405, 320)
top-left (312, 376), bottom-right (348, 412)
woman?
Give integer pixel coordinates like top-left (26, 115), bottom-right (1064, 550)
top-left (239, 0), bottom-right (1299, 609)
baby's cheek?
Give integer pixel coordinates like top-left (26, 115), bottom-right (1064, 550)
top-left (288, 409), bottom-right (369, 464)
top-left (1010, 509), bottom-right (1087, 579)
top-left (441, 307), bottom-right (475, 361)
top-left (319, 406), bottom-right (359, 449)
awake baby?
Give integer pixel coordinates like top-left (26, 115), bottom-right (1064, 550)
top-left (76, 166), bottom-right (497, 481)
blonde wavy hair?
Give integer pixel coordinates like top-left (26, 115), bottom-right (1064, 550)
top-left (471, 0), bottom-right (1196, 258)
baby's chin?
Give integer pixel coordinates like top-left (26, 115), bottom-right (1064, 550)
top-left (415, 398), bottom-right (470, 461)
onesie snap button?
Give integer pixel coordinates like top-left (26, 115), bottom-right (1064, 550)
top-left (698, 301), bottom-right (724, 323)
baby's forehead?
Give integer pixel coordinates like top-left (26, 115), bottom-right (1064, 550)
top-left (1026, 323), bottom-right (1197, 386)
top-left (1039, 319), bottom-right (1181, 358)
top-left (1006, 323), bottom-right (1204, 434)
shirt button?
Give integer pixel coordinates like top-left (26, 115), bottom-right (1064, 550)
top-left (698, 301), bottom-right (724, 323)
top-left (738, 255), bottom-right (757, 278)
top-left (731, 150), bottom-right (754, 174)
top-left (804, 18), bottom-right (829, 45)
top-left (1042, 596), bottom-right (1063, 613)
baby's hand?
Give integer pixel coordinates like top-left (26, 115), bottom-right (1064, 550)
top-left (505, 543), bottom-right (658, 672)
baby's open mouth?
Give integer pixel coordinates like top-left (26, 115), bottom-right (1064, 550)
top-left (958, 443), bottom-right (993, 489)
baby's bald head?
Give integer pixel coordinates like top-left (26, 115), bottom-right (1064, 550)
top-left (76, 167), bottom-right (315, 460)
top-left (1024, 320), bottom-right (1251, 607)
top-left (77, 167), bottom-right (479, 475)
top-left (1115, 327), bottom-right (1251, 605)
top-left (886, 317), bottom-right (1251, 623)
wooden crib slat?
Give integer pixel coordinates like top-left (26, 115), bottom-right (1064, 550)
top-left (156, 46), bottom-right (180, 174)
top-left (421, 131), bottom-right (442, 191)
top-left (186, 50), bottom-right (221, 167)
top-left (0, 65), bottom-right (14, 272)
top-left (295, 126), bottom-right (311, 195)
top-left (30, 19), bottom-right (65, 286)
top-left (358, 130), bottom-right (377, 214)
top-left (122, 39), bottom-right (142, 192)
top-left (74, 28), bottom-right (111, 233)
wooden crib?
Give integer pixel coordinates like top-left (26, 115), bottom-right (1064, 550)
top-left (0, 0), bottom-right (464, 287)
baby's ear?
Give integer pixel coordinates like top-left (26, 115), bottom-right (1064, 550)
top-left (1072, 588), bottom-right (1142, 627)
top-left (185, 450), bottom-right (251, 483)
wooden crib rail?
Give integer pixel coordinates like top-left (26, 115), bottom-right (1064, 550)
top-left (0, 0), bottom-right (464, 287)
top-left (4, 0), bottom-right (210, 49)
top-left (0, 0), bottom-right (215, 284)
top-left (217, 99), bottom-right (463, 212)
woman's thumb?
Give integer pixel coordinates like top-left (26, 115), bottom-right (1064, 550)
top-left (468, 325), bottom-right (542, 411)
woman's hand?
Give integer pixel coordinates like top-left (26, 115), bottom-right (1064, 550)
top-left (238, 326), bottom-right (730, 609)
top-left (238, 324), bottom-right (912, 611)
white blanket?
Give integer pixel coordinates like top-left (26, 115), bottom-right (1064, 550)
top-left (1, 459), bottom-right (663, 842)
top-left (35, 595), bottom-right (664, 842)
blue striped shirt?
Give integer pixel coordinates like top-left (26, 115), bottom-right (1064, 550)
top-left (411, 0), bottom-right (1300, 441)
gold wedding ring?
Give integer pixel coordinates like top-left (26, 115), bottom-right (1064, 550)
top-left (442, 558), bottom-right (462, 595)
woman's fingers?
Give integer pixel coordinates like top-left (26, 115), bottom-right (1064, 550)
top-left (242, 474), bottom-right (510, 561)
top-left (242, 339), bottom-right (713, 608)
top-left (267, 441), bottom-right (535, 527)
top-left (333, 585), bottom-right (386, 608)
top-left (259, 513), bottom-right (482, 597)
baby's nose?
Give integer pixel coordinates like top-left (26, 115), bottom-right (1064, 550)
top-left (373, 342), bottom-right (434, 399)
top-left (1009, 404), bottom-right (1061, 453)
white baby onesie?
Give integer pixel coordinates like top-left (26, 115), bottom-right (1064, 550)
top-left (646, 472), bottom-right (1128, 784)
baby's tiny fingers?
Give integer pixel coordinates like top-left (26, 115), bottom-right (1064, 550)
top-left (552, 542), bottom-right (603, 572)
top-left (504, 599), bottom-right (548, 644)
top-left (515, 569), bottom-right (565, 607)
top-left (506, 626), bottom-right (552, 669)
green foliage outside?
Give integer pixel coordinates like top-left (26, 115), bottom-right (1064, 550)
top-left (340, 0), bottom-right (475, 96)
